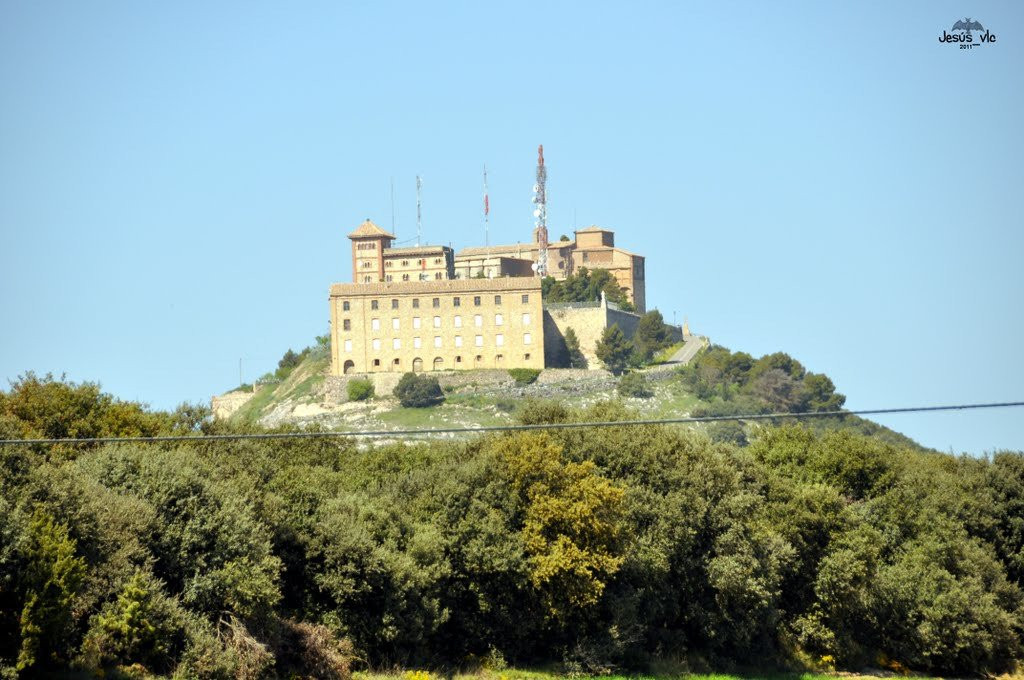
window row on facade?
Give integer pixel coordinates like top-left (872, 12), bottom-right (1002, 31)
top-left (340, 353), bottom-right (533, 373)
top-left (339, 333), bottom-right (532, 352)
top-left (340, 313), bottom-right (531, 333)
top-left (339, 294), bottom-right (529, 312)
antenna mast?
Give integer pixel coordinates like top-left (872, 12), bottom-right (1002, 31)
top-left (532, 144), bottom-right (549, 277)
top-left (416, 176), bottom-right (422, 247)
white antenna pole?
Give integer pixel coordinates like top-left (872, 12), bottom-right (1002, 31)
top-left (416, 176), bottom-right (422, 247)
top-left (532, 145), bottom-right (549, 277)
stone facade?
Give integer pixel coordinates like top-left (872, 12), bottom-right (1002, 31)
top-left (543, 294), bottom-right (682, 369)
top-left (349, 219), bottom-right (455, 284)
top-left (330, 277), bottom-right (545, 376)
top-left (456, 225), bottom-right (646, 312)
top-left (453, 253), bottom-right (535, 280)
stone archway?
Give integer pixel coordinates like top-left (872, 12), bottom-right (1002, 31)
top-left (433, 357), bottom-right (444, 371)
top-left (343, 360), bottom-right (355, 375)
top-left (412, 357), bottom-right (423, 373)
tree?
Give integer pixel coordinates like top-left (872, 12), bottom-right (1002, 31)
top-left (495, 433), bottom-right (625, 621)
top-left (564, 327), bottom-right (586, 369)
top-left (540, 267), bottom-right (634, 311)
top-left (393, 373), bottom-right (444, 407)
top-left (595, 324), bottom-right (632, 375)
top-left (633, 310), bottom-right (671, 362)
top-left (17, 511), bottom-right (86, 672)
top-left (80, 570), bottom-right (185, 674)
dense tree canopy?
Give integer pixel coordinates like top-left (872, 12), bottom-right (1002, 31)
top-left (1, 374), bottom-right (1022, 677)
top-left (541, 268), bottom-right (634, 311)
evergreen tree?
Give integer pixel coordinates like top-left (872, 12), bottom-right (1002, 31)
top-left (564, 327), bottom-right (586, 369)
top-left (633, 310), bottom-right (671, 361)
top-left (595, 324), bottom-right (631, 375)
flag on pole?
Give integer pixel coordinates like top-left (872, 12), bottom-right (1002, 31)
top-left (483, 166), bottom-right (489, 217)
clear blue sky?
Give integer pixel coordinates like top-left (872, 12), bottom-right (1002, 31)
top-left (2, 1), bottom-right (1021, 453)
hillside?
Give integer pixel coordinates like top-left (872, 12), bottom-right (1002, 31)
top-left (214, 340), bottom-right (926, 450)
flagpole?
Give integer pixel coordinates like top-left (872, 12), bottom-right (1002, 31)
top-left (483, 165), bottom-right (489, 250)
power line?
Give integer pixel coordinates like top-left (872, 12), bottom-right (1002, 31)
top-left (1, 401), bottom-right (1021, 447)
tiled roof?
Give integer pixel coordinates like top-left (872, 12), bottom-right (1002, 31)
top-left (456, 244), bottom-right (540, 257)
top-left (348, 219), bottom-right (396, 239)
top-left (383, 245), bottom-right (451, 256)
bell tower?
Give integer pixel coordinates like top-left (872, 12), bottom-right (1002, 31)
top-left (347, 219), bottom-right (395, 283)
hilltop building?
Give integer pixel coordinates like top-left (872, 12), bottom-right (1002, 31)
top-left (348, 220), bottom-right (455, 283)
top-left (454, 225), bottom-right (646, 313)
top-left (330, 217), bottom-right (663, 377)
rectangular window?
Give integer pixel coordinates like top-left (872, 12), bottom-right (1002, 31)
top-left (373, 358), bottom-right (380, 366)
top-left (434, 336), bottom-right (442, 348)
top-left (494, 295), bottom-right (502, 305)
top-left (393, 338), bottom-right (401, 350)
top-left (454, 297), bottom-right (461, 307)
top-left (392, 318), bottom-right (400, 330)
top-left (432, 298), bottom-right (440, 308)
top-left (474, 296), bottom-right (481, 306)
top-left (371, 300), bottom-right (379, 310)
top-left (455, 336), bottom-right (463, 348)
top-left (344, 339), bottom-right (352, 352)
top-left (391, 299), bottom-right (399, 309)
top-left (385, 274), bottom-right (392, 282)
top-left (524, 333), bottom-right (532, 345)
top-left (371, 318), bottom-right (380, 331)
top-left (413, 337), bottom-right (422, 349)
top-left (524, 353), bottom-right (530, 361)
top-left (343, 301), bottom-right (350, 311)
top-left (496, 333), bottom-right (504, 347)
top-left (343, 319), bottom-right (351, 331)
top-left (454, 315), bottom-right (462, 328)
top-left (412, 298), bottom-right (420, 309)
top-left (494, 313), bottom-right (503, 326)
top-left (433, 316), bottom-right (441, 328)
top-left (402, 274), bottom-right (409, 281)
top-left (475, 335), bottom-right (483, 347)
top-left (521, 294), bottom-right (528, 304)
top-left (474, 314), bottom-right (482, 327)
top-left (522, 313), bottom-right (531, 326)
top-left (413, 317), bottom-right (421, 329)
top-left (372, 338), bottom-right (381, 350)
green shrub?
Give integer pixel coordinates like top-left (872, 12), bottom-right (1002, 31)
top-left (617, 372), bottom-right (653, 398)
top-left (393, 373), bottom-right (444, 407)
top-left (346, 379), bottom-right (374, 402)
top-left (508, 368), bottom-right (541, 385)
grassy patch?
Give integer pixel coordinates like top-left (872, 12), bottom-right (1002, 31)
top-left (229, 383), bottom-right (279, 425)
top-left (650, 341), bottom-right (686, 365)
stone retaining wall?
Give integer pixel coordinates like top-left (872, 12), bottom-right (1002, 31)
top-left (211, 391), bottom-right (255, 420)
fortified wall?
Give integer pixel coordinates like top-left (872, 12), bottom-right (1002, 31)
top-left (543, 293), bottom-right (682, 368)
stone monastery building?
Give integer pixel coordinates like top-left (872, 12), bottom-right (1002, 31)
top-left (329, 219), bottom-right (651, 376)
